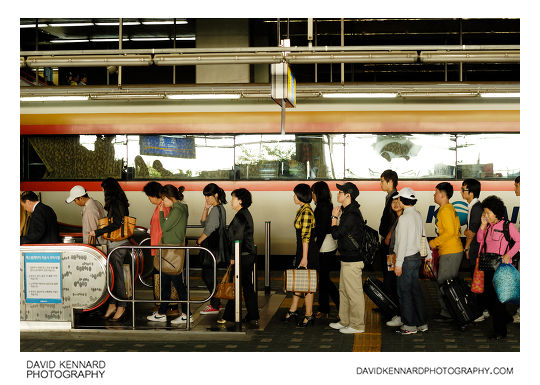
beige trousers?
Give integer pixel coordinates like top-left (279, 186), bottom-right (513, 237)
top-left (338, 260), bottom-right (365, 331)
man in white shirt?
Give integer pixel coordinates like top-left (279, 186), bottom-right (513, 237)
top-left (66, 185), bottom-right (106, 244)
top-left (393, 187), bottom-right (429, 335)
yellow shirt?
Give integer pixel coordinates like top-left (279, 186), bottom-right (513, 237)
top-left (429, 203), bottom-right (463, 255)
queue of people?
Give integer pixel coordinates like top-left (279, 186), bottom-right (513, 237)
top-left (20, 172), bottom-right (520, 338)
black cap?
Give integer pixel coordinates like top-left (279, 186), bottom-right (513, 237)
top-left (336, 182), bottom-right (359, 200)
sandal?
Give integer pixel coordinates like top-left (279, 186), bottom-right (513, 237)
top-left (297, 315), bottom-right (315, 327)
top-left (282, 310), bottom-right (299, 323)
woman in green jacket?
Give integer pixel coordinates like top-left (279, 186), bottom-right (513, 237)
top-left (147, 184), bottom-right (191, 325)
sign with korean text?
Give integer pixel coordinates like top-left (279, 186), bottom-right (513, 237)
top-left (24, 252), bottom-right (62, 304)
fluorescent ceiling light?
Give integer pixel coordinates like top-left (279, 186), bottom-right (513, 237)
top-left (322, 93), bottom-right (397, 98)
top-left (20, 24), bottom-right (48, 28)
top-left (480, 93), bottom-right (520, 98)
top-left (167, 94), bottom-right (241, 100)
top-left (174, 36), bottom-right (196, 41)
top-left (95, 21), bottom-right (141, 26)
top-left (50, 39), bottom-right (90, 44)
top-left (131, 37), bottom-right (170, 41)
top-left (142, 20), bottom-right (187, 25)
top-left (20, 96), bottom-right (88, 102)
top-left (90, 38), bottom-right (130, 42)
top-left (47, 23), bottom-right (94, 27)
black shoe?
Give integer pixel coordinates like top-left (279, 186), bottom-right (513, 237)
top-left (282, 310), bottom-right (299, 323)
top-left (488, 332), bottom-right (507, 340)
top-left (432, 315), bottom-right (453, 323)
top-left (297, 315), bottom-right (315, 327)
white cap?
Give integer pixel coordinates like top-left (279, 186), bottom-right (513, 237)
top-left (396, 187), bottom-right (416, 200)
top-left (66, 185), bottom-right (86, 203)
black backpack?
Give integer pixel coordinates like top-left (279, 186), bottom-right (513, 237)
top-left (348, 220), bottom-right (380, 266)
top-left (501, 219), bottom-right (519, 267)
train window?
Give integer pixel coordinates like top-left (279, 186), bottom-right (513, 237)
top-left (234, 134), bottom-right (345, 180)
top-left (22, 135), bottom-right (125, 180)
top-left (127, 135), bottom-right (235, 180)
top-left (344, 134), bottom-right (456, 179)
top-left (456, 133), bottom-right (520, 179)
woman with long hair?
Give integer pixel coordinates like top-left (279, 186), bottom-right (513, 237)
top-left (147, 185), bottom-right (191, 325)
top-left (196, 183), bottom-right (227, 315)
top-left (89, 178), bottom-right (130, 322)
top-left (311, 181), bottom-right (339, 319)
top-left (477, 195), bottom-right (520, 339)
top-left (283, 183), bottom-right (318, 327)
top-left (221, 188), bottom-right (260, 326)
top-left (385, 191), bottom-right (405, 327)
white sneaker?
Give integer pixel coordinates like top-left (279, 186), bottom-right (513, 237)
top-left (171, 313), bottom-right (193, 325)
top-left (483, 310), bottom-right (490, 318)
top-left (386, 315), bottom-right (403, 327)
top-left (339, 326), bottom-right (365, 334)
top-left (474, 314), bottom-right (486, 323)
top-left (329, 322), bottom-right (346, 330)
top-left (418, 324), bottom-right (428, 332)
top-left (146, 312), bottom-right (167, 322)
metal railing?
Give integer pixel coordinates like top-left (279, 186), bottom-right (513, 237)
top-left (106, 244), bottom-right (218, 330)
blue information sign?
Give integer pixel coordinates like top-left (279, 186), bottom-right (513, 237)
top-left (24, 252), bottom-right (62, 304)
top-left (140, 136), bottom-right (196, 158)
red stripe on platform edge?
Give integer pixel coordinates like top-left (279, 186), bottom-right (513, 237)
top-left (21, 180), bottom-right (516, 192)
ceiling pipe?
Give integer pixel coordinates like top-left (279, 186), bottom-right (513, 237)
top-left (20, 44), bottom-right (520, 56)
top-left (25, 55), bottom-right (153, 67)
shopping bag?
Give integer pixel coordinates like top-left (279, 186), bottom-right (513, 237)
top-left (493, 263), bottom-right (520, 304)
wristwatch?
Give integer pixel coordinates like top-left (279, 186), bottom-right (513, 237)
top-left (331, 216), bottom-right (338, 220)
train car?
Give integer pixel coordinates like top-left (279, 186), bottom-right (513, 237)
top-left (20, 97), bottom-right (520, 256)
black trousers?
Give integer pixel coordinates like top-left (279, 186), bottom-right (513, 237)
top-left (380, 244), bottom-right (399, 309)
top-left (223, 255), bottom-right (259, 322)
top-left (201, 263), bottom-right (221, 309)
top-left (317, 249), bottom-right (340, 314)
top-left (484, 270), bottom-right (511, 336)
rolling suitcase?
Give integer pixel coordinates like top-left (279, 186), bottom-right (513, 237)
top-left (439, 277), bottom-right (482, 331)
top-left (363, 277), bottom-right (399, 318)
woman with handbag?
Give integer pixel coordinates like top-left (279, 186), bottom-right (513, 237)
top-left (147, 185), bottom-right (190, 324)
top-left (311, 181), bottom-right (339, 319)
top-left (477, 195), bottom-right (520, 340)
top-left (283, 183), bottom-right (318, 327)
top-left (89, 178), bottom-right (130, 322)
top-left (221, 188), bottom-right (260, 325)
top-left (196, 183), bottom-right (227, 315)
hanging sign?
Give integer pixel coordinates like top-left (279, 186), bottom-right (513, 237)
top-left (24, 252), bottom-right (63, 304)
top-left (271, 62), bottom-right (296, 108)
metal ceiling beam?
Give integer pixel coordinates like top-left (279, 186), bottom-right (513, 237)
top-left (20, 44), bottom-right (519, 56)
top-left (25, 54), bottom-right (153, 68)
top-left (21, 50), bottom-right (519, 68)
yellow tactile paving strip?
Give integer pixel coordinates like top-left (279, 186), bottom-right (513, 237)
top-left (279, 290), bottom-right (382, 352)
top-left (352, 294), bottom-right (382, 352)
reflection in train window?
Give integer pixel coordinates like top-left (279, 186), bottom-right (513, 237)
top-left (456, 134), bottom-right (520, 179)
top-left (234, 134), bottom-right (345, 180)
top-left (20, 133), bottom-right (519, 181)
top-left (344, 134), bottom-right (456, 179)
top-left (127, 135), bottom-right (235, 180)
top-left (24, 135), bottom-right (126, 180)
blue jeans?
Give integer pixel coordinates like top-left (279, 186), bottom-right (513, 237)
top-left (158, 272), bottom-right (188, 314)
top-left (397, 256), bottom-right (427, 330)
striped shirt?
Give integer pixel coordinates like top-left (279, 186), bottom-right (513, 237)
top-left (294, 203), bottom-right (315, 242)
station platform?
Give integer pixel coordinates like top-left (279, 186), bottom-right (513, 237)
top-left (20, 271), bottom-right (519, 352)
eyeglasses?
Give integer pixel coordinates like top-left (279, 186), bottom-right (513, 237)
top-left (461, 188), bottom-right (469, 192)
top-left (337, 191), bottom-right (344, 195)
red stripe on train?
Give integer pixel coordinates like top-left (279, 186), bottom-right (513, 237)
top-left (21, 180), bottom-right (516, 192)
